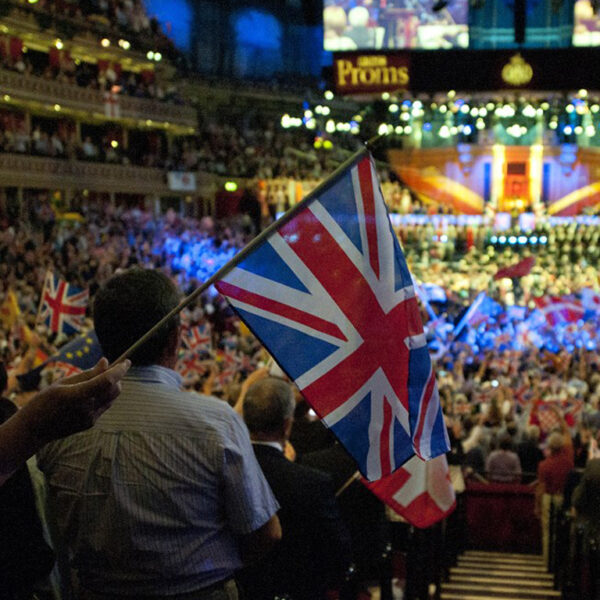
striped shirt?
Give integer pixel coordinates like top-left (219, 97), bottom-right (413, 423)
top-left (37, 365), bottom-right (279, 596)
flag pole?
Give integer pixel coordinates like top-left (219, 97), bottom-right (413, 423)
top-left (114, 137), bottom-right (386, 364)
top-left (35, 270), bottom-right (50, 326)
top-left (335, 470), bottom-right (360, 498)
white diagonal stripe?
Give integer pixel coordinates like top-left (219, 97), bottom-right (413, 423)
top-left (227, 298), bottom-right (347, 348)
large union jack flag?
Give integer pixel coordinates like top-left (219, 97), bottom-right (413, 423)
top-left (39, 272), bottom-right (88, 335)
top-left (215, 153), bottom-right (449, 481)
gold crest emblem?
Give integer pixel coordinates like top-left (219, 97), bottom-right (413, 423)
top-left (501, 54), bottom-right (533, 87)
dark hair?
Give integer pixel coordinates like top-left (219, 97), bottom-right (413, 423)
top-left (499, 434), bottom-right (514, 452)
top-left (243, 377), bottom-right (295, 435)
top-left (93, 268), bottom-right (181, 365)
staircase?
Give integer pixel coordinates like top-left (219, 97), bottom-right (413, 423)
top-left (441, 550), bottom-right (561, 600)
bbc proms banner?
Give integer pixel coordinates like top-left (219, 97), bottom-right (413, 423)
top-left (333, 53), bottom-right (410, 95)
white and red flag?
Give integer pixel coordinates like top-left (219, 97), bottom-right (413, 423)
top-left (533, 295), bottom-right (584, 326)
top-left (364, 454), bottom-right (456, 528)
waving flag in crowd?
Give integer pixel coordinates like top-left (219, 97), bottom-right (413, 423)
top-left (580, 288), bottom-right (600, 315)
top-left (215, 151), bottom-right (449, 481)
top-left (493, 256), bottom-right (536, 280)
top-left (17, 331), bottom-right (102, 388)
top-left (182, 323), bottom-right (212, 355)
top-left (453, 292), bottom-right (502, 338)
top-left (533, 295), bottom-right (584, 326)
top-left (38, 272), bottom-right (88, 335)
top-left (0, 289), bottom-right (20, 329)
top-left (176, 350), bottom-right (208, 385)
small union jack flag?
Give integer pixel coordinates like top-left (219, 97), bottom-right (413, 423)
top-left (215, 151), bottom-right (449, 481)
top-left (182, 323), bottom-right (212, 355)
top-left (38, 272), bottom-right (88, 335)
top-left (176, 350), bottom-right (207, 385)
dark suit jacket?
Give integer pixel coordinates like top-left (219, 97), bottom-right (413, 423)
top-left (239, 443), bottom-right (351, 600)
top-left (301, 443), bottom-right (389, 577)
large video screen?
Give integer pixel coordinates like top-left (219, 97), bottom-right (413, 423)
top-left (323, 0), bottom-right (469, 51)
top-left (574, 0), bottom-right (600, 46)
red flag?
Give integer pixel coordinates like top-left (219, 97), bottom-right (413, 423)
top-left (494, 256), bottom-right (535, 280)
top-left (363, 454), bottom-right (456, 528)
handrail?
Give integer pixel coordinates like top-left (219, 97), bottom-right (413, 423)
top-left (0, 69), bottom-right (197, 127)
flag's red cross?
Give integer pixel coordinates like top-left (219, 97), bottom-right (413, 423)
top-left (219, 158), bottom-right (425, 475)
top-left (178, 355), bottom-right (202, 378)
top-left (44, 280), bottom-right (86, 333)
top-left (184, 326), bottom-right (211, 351)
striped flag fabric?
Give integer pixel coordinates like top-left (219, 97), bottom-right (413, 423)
top-left (215, 151), bottom-right (449, 481)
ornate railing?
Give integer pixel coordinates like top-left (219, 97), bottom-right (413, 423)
top-left (0, 152), bottom-right (169, 194)
top-left (0, 69), bottom-right (197, 128)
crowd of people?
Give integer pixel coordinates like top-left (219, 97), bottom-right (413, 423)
top-left (0, 41), bottom-right (184, 104)
top-left (12, 0), bottom-right (177, 58)
top-left (1, 181), bottom-right (600, 597)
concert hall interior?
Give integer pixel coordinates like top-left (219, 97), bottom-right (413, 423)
top-left (0, 1), bottom-right (599, 599)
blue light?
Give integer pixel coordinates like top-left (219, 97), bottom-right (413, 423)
top-left (143, 0), bottom-right (192, 50)
top-left (508, 236), bottom-right (517, 244)
top-left (490, 235), bottom-right (498, 243)
top-left (234, 9), bottom-right (282, 50)
top-left (423, 122), bottom-right (432, 131)
top-left (530, 236), bottom-right (538, 244)
top-left (463, 125), bottom-right (472, 135)
top-left (518, 236), bottom-right (527, 244)
top-left (540, 235), bottom-right (548, 244)
top-left (499, 236), bottom-right (507, 244)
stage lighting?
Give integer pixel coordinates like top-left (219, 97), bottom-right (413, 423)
top-left (508, 236), bottom-right (517, 244)
top-left (530, 236), bottom-right (538, 244)
top-left (499, 236), bottom-right (507, 244)
top-left (540, 236), bottom-right (548, 244)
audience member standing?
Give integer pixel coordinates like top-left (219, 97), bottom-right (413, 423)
top-left (486, 434), bottom-right (522, 483)
top-left (38, 269), bottom-right (281, 599)
top-left (517, 425), bottom-right (545, 483)
top-left (241, 377), bottom-right (352, 600)
top-left (536, 431), bottom-right (575, 565)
